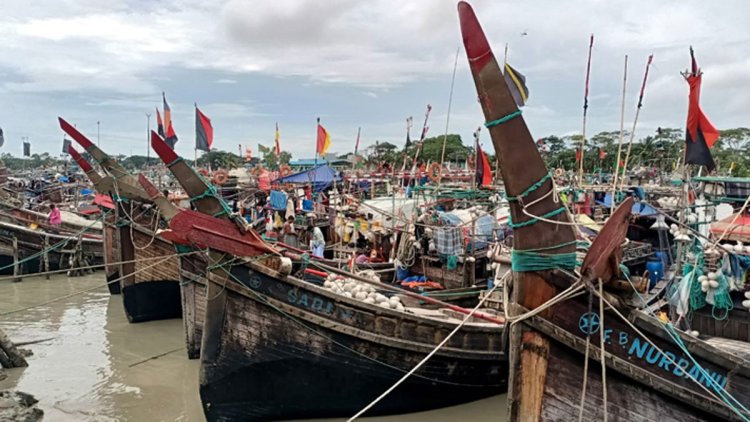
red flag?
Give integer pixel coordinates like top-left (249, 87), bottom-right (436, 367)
top-left (195, 105), bottom-right (213, 152)
top-left (156, 108), bottom-right (165, 138)
top-left (684, 48), bottom-right (718, 171)
top-left (162, 92), bottom-right (178, 149)
top-left (316, 120), bottom-right (331, 156)
top-left (575, 149), bottom-right (582, 162)
top-left (599, 148), bottom-right (606, 160)
top-left (475, 143), bottom-right (492, 187)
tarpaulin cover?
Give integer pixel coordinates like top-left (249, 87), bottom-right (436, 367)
top-left (272, 164), bottom-right (341, 191)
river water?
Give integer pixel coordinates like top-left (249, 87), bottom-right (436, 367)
top-left (0, 273), bottom-right (507, 421)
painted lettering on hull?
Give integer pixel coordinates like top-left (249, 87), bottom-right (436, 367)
top-left (578, 312), bottom-right (728, 391)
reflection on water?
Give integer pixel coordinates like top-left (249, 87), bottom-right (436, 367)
top-left (0, 273), bottom-right (507, 422)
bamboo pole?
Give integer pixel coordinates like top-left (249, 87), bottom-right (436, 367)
top-left (578, 34), bottom-right (594, 186)
top-left (611, 55), bottom-right (628, 213)
top-left (619, 54), bottom-right (654, 193)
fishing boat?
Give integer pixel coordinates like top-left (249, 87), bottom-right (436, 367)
top-left (145, 132), bottom-right (508, 421)
top-left (458, 3), bottom-right (750, 420)
top-left (60, 118), bottom-right (182, 323)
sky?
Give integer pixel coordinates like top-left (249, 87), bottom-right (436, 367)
top-left (0, 0), bottom-right (748, 160)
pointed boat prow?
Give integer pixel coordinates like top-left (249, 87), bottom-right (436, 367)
top-left (137, 174), bottom-right (180, 221)
top-left (580, 197), bottom-right (634, 282)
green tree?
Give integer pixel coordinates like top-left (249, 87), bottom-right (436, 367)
top-left (197, 150), bottom-right (241, 169)
top-left (408, 134), bottom-right (470, 163)
top-left (261, 150), bottom-right (292, 169)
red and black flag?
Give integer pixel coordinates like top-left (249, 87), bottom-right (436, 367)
top-left (475, 140), bottom-right (492, 187)
top-left (195, 104), bottom-right (213, 152)
top-left (162, 92), bottom-right (178, 149)
top-left (155, 107), bottom-right (165, 138)
top-left (683, 47), bottom-right (719, 172)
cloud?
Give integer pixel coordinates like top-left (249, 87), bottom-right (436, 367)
top-left (0, 0), bottom-right (748, 157)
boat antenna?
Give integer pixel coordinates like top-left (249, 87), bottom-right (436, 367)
top-left (434, 45), bottom-right (461, 196)
top-left (577, 34), bottom-right (594, 187)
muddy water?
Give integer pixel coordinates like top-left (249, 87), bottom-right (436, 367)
top-left (0, 273), bottom-right (507, 421)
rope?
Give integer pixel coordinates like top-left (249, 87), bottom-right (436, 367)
top-left (578, 290), bottom-right (594, 422)
top-left (508, 206), bottom-right (566, 229)
top-left (348, 277), bottom-right (504, 421)
top-left (0, 252), bottom-right (193, 317)
top-left (506, 173), bottom-right (551, 202)
top-left (208, 258), bottom-right (494, 388)
top-left (0, 211), bottom-right (107, 273)
top-left (484, 110), bottom-right (522, 128)
top-left (598, 283), bottom-right (750, 421)
top-left (598, 278), bottom-right (608, 422)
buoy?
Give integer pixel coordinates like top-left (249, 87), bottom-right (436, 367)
top-left (427, 163), bottom-right (441, 182)
top-left (213, 169), bottom-right (229, 185)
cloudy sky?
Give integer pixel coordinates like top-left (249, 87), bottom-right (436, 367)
top-left (0, 0), bottom-right (748, 159)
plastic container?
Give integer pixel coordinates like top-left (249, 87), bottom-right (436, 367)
top-left (396, 267), bottom-right (410, 281)
top-left (646, 259), bottom-right (664, 290)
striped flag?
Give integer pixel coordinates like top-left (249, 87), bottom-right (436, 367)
top-left (162, 92), bottom-right (178, 149)
top-left (195, 105), bottom-right (213, 152)
top-left (504, 63), bottom-right (529, 107)
top-left (316, 119), bottom-right (331, 156)
top-left (156, 108), bottom-right (165, 138)
top-left (274, 123), bottom-right (281, 156)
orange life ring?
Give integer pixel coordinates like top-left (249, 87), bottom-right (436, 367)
top-left (467, 154), bottom-right (476, 170)
top-left (251, 166), bottom-right (264, 177)
top-left (213, 169), bottom-right (229, 185)
top-left (199, 168), bottom-right (210, 178)
top-left (427, 163), bottom-right (441, 182)
top-left (279, 164), bottom-right (291, 177)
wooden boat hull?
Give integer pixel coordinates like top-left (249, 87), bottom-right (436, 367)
top-left (509, 296), bottom-right (750, 421)
top-left (115, 204), bottom-right (182, 323)
top-left (178, 251), bottom-right (207, 359)
top-left (103, 219), bottom-right (121, 294)
top-left (199, 258), bottom-right (506, 421)
top-left (0, 220), bottom-right (103, 275)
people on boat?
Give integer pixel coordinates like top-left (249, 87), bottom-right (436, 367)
top-left (310, 225), bottom-right (325, 258)
top-left (48, 203), bottom-right (61, 227)
top-left (282, 216), bottom-right (298, 248)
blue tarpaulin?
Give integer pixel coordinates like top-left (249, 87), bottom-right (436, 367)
top-left (595, 193), bottom-right (658, 216)
top-left (272, 164), bottom-right (341, 192)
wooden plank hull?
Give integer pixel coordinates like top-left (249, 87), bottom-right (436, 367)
top-left (511, 297), bottom-right (750, 421)
top-left (115, 204), bottom-right (182, 323)
top-left (102, 217), bottom-right (121, 294)
top-left (179, 252), bottom-right (207, 359)
top-left (0, 220), bottom-right (103, 275)
top-left (198, 258), bottom-right (506, 421)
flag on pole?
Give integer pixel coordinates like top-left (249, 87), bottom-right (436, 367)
top-left (475, 142), bottom-right (492, 187)
top-left (258, 144), bottom-right (270, 154)
top-left (23, 141), bottom-right (30, 157)
top-left (162, 92), bottom-right (178, 149)
top-left (316, 119), bottom-right (331, 156)
top-left (156, 108), bottom-right (165, 138)
top-left (245, 146), bottom-right (252, 162)
top-left (683, 47), bottom-right (718, 172)
top-left (274, 123), bottom-right (281, 156)
top-left (195, 105), bottom-right (213, 152)
top-left (503, 63), bottom-right (529, 107)
top-left (62, 138), bottom-right (71, 154)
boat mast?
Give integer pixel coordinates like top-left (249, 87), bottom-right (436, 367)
top-left (578, 34), bottom-right (594, 187)
top-left (619, 55), bottom-right (654, 194)
top-left (611, 55), bottom-right (628, 213)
